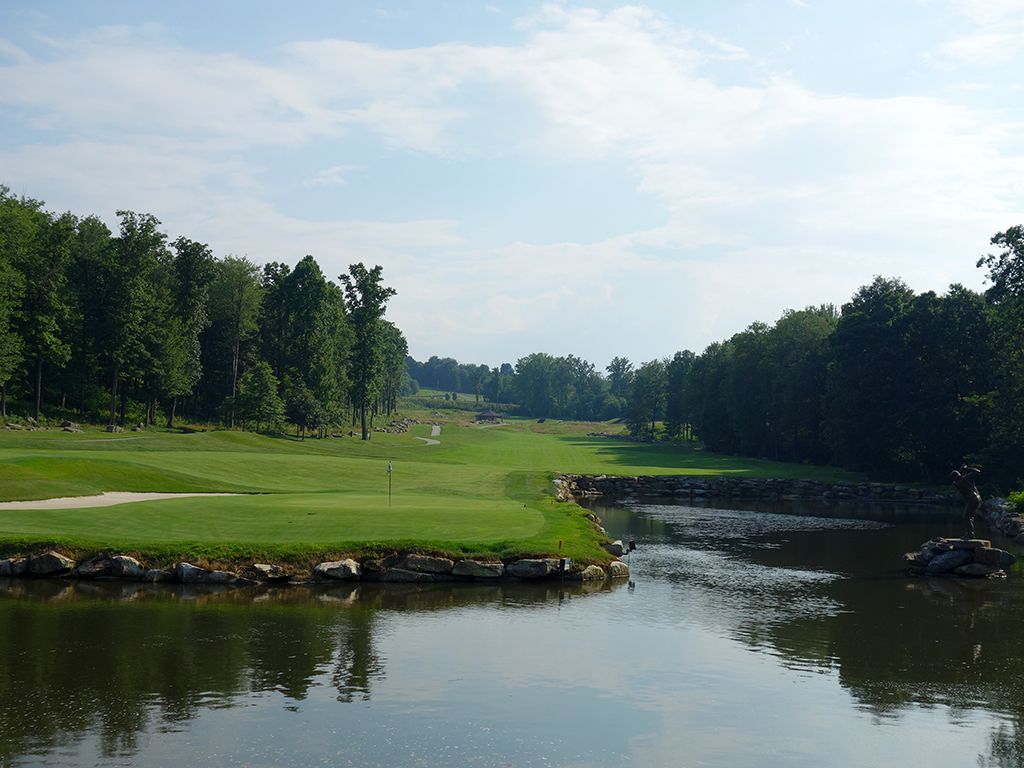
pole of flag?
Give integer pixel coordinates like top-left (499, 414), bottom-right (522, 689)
top-left (387, 461), bottom-right (393, 507)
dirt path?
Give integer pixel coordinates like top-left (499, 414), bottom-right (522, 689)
top-left (0, 491), bottom-right (242, 510)
top-left (415, 424), bottom-right (441, 446)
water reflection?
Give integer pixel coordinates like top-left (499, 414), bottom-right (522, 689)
top-left (0, 578), bottom-right (620, 765)
top-left (597, 499), bottom-right (1024, 768)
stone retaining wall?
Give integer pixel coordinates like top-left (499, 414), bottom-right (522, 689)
top-left (0, 550), bottom-right (629, 586)
top-left (555, 474), bottom-right (957, 505)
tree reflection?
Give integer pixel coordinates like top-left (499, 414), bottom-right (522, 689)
top-left (0, 577), bottom-right (615, 763)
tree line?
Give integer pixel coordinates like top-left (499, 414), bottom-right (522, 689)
top-left (0, 186), bottom-right (406, 439)
top-left (407, 227), bottom-right (1022, 487)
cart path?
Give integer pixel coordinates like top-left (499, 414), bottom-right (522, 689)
top-left (415, 424), bottom-right (441, 446)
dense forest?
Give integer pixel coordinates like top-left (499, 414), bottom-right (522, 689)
top-left (409, 227), bottom-right (1022, 488)
top-left (0, 186), bottom-right (408, 439)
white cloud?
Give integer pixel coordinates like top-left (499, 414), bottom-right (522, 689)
top-left (940, 0), bottom-right (1024, 62)
top-left (1, 6), bottom-right (1023, 363)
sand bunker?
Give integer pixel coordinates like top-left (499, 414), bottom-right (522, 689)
top-left (0, 492), bottom-right (242, 510)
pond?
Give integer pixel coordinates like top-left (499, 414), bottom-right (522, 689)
top-left (2, 499), bottom-right (1022, 767)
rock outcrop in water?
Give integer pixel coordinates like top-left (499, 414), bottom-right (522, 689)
top-left (903, 538), bottom-right (1016, 578)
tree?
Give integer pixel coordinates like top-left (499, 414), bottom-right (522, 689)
top-left (977, 226), bottom-right (1024, 484)
top-left (101, 211), bottom-right (167, 427)
top-left (340, 263), bottom-right (396, 440)
top-left (210, 257), bottom-right (262, 427)
top-left (626, 359), bottom-right (667, 438)
top-left (14, 207), bottom-right (76, 419)
top-left (0, 188), bottom-right (33, 416)
top-left (236, 361), bottom-right (284, 432)
top-left (161, 237), bottom-right (216, 427)
top-left (824, 276), bottom-right (916, 475)
top-left (664, 350), bottom-right (695, 439)
top-left (606, 356), bottom-right (634, 399)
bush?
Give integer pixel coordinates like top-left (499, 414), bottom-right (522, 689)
top-left (1009, 490), bottom-right (1024, 514)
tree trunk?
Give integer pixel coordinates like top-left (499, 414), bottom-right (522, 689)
top-left (360, 404), bottom-right (369, 440)
top-left (109, 363), bottom-right (119, 427)
top-left (229, 334), bottom-right (241, 428)
top-left (1, 382), bottom-right (6, 418)
top-left (168, 397), bottom-right (178, 428)
top-left (60, 392), bottom-right (66, 410)
top-left (34, 354), bottom-right (43, 420)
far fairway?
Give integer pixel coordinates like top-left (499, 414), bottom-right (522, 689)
top-left (0, 417), bottom-right (862, 566)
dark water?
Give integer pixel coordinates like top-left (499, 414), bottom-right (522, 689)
top-left (2, 500), bottom-right (1023, 768)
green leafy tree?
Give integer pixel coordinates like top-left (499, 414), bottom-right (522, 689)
top-left (0, 188), bottom-right (35, 416)
top-left (664, 350), bottom-right (695, 440)
top-left (340, 263), bottom-right (396, 440)
top-left (626, 359), bottom-right (667, 438)
top-left (210, 257), bottom-right (263, 427)
top-left (236, 361), bottom-right (284, 432)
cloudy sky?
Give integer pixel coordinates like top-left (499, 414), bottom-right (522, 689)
top-left (2, 1), bottom-right (1023, 368)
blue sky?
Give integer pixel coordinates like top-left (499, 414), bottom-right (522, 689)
top-left (1, 1), bottom-right (1022, 368)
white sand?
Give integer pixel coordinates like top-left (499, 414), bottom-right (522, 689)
top-left (0, 492), bottom-right (242, 510)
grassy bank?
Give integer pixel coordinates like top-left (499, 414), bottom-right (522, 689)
top-left (0, 415), bottom-right (862, 567)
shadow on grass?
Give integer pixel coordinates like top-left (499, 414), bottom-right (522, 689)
top-left (556, 436), bottom-right (861, 480)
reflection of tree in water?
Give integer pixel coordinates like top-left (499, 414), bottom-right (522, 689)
top-left (0, 582), bottom-right (376, 763)
top-left (681, 521), bottom-right (1024, 767)
top-left (0, 577), bottom-right (614, 764)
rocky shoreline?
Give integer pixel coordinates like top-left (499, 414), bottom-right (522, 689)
top-left (555, 474), bottom-right (957, 504)
top-left (0, 550), bottom-right (630, 587)
top-left (903, 537), bottom-right (1016, 578)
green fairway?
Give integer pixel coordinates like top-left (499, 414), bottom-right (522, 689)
top-left (0, 417), bottom-right (862, 565)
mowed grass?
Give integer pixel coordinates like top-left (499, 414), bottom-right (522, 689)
top-left (0, 417), bottom-right (861, 564)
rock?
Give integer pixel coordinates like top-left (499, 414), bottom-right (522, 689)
top-left (144, 568), bottom-right (174, 583)
top-left (105, 425), bottom-right (123, 433)
top-left (569, 564), bottom-right (606, 581)
top-left (925, 549), bottom-right (974, 575)
top-left (954, 563), bottom-right (1002, 578)
top-left (452, 560), bottom-right (504, 579)
top-left (313, 559), bottom-right (362, 581)
top-left (506, 559), bottom-right (559, 579)
top-left (74, 558), bottom-right (113, 579)
top-left (0, 558), bottom-right (28, 576)
top-left (400, 554), bottom-right (454, 574)
top-left (28, 551), bottom-right (75, 577)
top-left (382, 568), bottom-right (435, 583)
top-left (176, 562), bottom-right (209, 583)
top-left (973, 547), bottom-right (1016, 569)
top-left (245, 563), bottom-right (291, 582)
top-left (603, 540), bottom-right (625, 557)
top-left (204, 570), bottom-right (238, 584)
top-left (110, 555), bottom-right (145, 579)
top-left (608, 560), bottom-right (630, 579)
top-left (946, 538), bottom-right (991, 550)
top-left (5, 423), bottom-right (23, 430)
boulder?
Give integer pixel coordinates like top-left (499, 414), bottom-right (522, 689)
top-left (313, 559), bottom-right (361, 581)
top-left (245, 563), bottom-right (291, 582)
top-left (111, 555), bottom-right (145, 579)
top-left (105, 425), bottom-right (124, 433)
top-left (176, 562), bottom-right (209, 583)
top-left (954, 563), bottom-right (1003, 578)
top-left (75, 558), bottom-right (113, 579)
top-left (563, 564), bottom-right (606, 582)
top-left (608, 560), bottom-right (630, 579)
top-left (603, 540), bottom-right (625, 557)
top-left (28, 551), bottom-right (75, 577)
top-left (974, 547), bottom-right (1016, 569)
top-left (382, 568), bottom-right (435, 583)
top-left (400, 554), bottom-right (454, 574)
top-left (925, 549), bottom-right (973, 575)
top-left (452, 560), bottom-right (504, 579)
top-left (145, 568), bottom-right (174, 583)
top-left (0, 558), bottom-right (28, 577)
top-left (506, 559), bottom-right (559, 579)
top-left (204, 570), bottom-right (239, 585)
